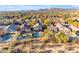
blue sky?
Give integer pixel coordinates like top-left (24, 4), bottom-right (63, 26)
top-left (0, 5), bottom-right (79, 11)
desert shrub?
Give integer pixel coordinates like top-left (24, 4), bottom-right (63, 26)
top-left (55, 32), bottom-right (68, 43)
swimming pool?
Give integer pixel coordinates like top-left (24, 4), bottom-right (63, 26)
top-left (0, 33), bottom-right (12, 42)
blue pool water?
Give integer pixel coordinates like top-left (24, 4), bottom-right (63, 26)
top-left (0, 33), bottom-right (12, 42)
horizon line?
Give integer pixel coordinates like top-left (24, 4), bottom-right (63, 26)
top-left (0, 5), bottom-right (79, 11)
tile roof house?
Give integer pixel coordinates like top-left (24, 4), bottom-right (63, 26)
top-left (69, 25), bottom-right (79, 31)
top-left (56, 23), bottom-right (71, 35)
top-left (20, 23), bottom-right (32, 32)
